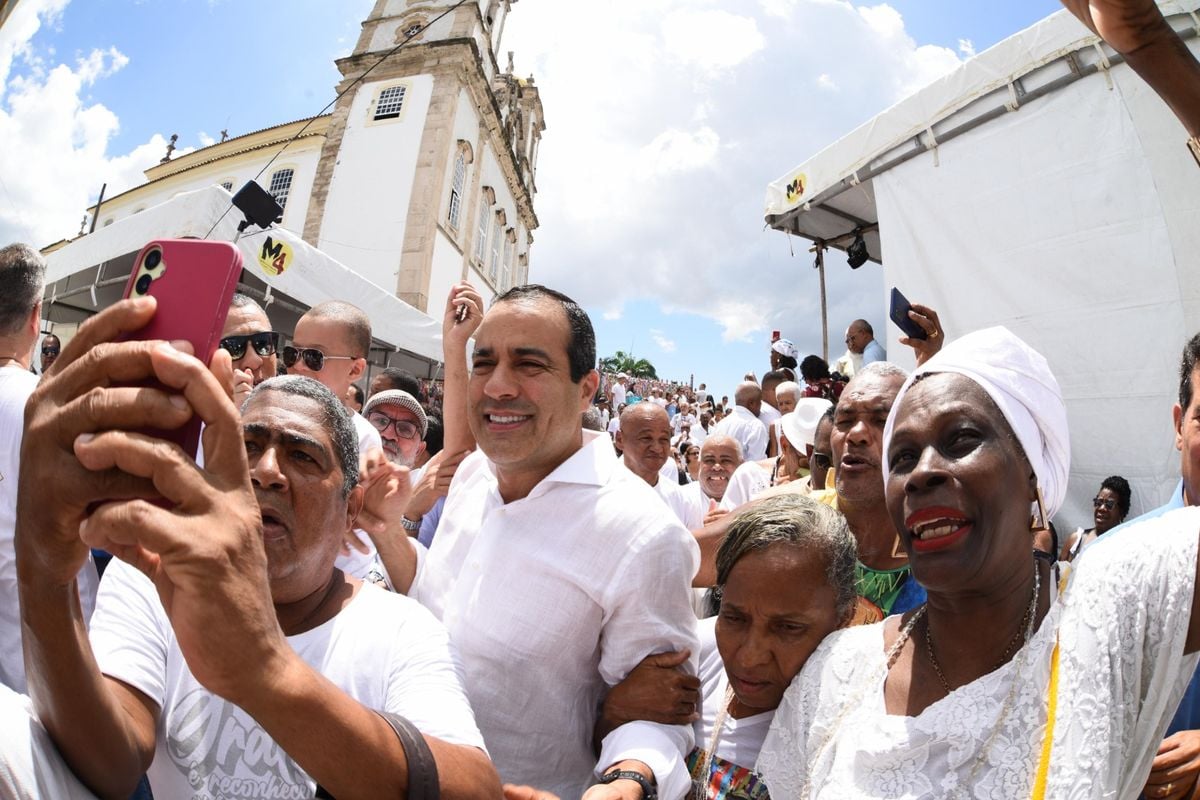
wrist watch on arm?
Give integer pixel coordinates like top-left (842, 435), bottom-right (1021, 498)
top-left (400, 515), bottom-right (421, 533)
top-left (599, 769), bottom-right (657, 800)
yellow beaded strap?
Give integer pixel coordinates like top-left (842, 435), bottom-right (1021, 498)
top-left (1030, 639), bottom-right (1060, 799)
top-left (1031, 564), bottom-right (1070, 799)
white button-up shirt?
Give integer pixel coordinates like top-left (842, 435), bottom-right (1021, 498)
top-left (712, 405), bottom-right (769, 462)
top-left (412, 430), bottom-right (700, 799)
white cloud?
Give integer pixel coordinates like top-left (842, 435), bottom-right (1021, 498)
top-left (602, 308), bottom-right (623, 321)
top-left (503, 0), bottom-right (967, 350)
top-left (650, 329), bottom-right (677, 353)
top-left (0, 4), bottom-right (170, 247)
top-left (198, 131), bottom-right (217, 147)
top-left (0, 0), bottom-right (69, 91)
top-left (958, 38), bottom-right (977, 58)
top-left (661, 10), bottom-right (766, 76)
top-left (637, 127), bottom-right (720, 175)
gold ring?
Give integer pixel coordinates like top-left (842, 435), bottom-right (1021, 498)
top-left (930, 331), bottom-right (940, 339)
top-left (1166, 784), bottom-right (1173, 795)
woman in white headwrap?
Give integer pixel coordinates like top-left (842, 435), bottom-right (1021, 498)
top-left (756, 327), bottom-right (1200, 799)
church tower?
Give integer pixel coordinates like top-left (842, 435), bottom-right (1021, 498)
top-left (303, 0), bottom-right (544, 313)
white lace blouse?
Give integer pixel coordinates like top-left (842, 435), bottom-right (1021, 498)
top-left (757, 506), bottom-right (1200, 799)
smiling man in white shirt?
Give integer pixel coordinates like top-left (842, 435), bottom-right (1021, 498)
top-left (411, 285), bottom-right (699, 800)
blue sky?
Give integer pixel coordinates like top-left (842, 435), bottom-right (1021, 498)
top-left (2, 0), bottom-right (1061, 396)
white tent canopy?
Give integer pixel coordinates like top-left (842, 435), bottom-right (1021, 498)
top-left (764, 2), bottom-right (1200, 528)
top-left (43, 185), bottom-right (444, 363)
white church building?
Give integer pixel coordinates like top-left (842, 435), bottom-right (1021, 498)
top-left (70, 0), bottom-right (544, 326)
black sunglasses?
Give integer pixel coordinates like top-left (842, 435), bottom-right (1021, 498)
top-left (281, 345), bottom-right (355, 372)
top-left (219, 331), bottom-right (281, 360)
top-left (41, 347), bottom-right (60, 356)
top-left (1093, 497), bottom-right (1116, 511)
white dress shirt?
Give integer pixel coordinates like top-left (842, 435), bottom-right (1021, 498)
top-left (335, 413), bottom-right (385, 579)
top-left (758, 402), bottom-right (781, 429)
top-left (711, 405), bottom-right (769, 462)
top-left (646, 470), bottom-right (706, 530)
top-left (672, 412), bottom-right (698, 435)
top-left (412, 430), bottom-right (700, 799)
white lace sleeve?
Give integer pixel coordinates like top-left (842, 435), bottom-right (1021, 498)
top-left (1048, 505), bottom-right (1200, 798)
top-left (756, 626), bottom-right (880, 798)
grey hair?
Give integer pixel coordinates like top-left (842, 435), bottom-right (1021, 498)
top-left (715, 494), bottom-right (858, 621)
top-left (230, 292), bottom-right (267, 316)
top-left (0, 243), bottom-right (46, 335)
top-left (244, 375), bottom-right (359, 496)
top-left (581, 407), bottom-right (605, 431)
top-left (775, 381), bottom-right (802, 403)
top-left (853, 361), bottom-right (908, 383)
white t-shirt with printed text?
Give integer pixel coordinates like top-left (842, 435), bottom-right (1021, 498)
top-left (91, 559), bottom-right (484, 800)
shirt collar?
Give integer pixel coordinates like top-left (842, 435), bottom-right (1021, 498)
top-left (483, 429), bottom-right (616, 501)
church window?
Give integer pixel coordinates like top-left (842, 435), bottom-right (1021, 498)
top-left (268, 168), bottom-right (294, 211)
top-left (489, 214), bottom-right (503, 282)
top-left (474, 197), bottom-right (490, 264)
top-left (501, 232), bottom-right (514, 291)
top-left (374, 85), bottom-right (407, 121)
top-left (448, 154), bottom-right (466, 230)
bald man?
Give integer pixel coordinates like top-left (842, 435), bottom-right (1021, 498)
top-left (616, 404), bottom-right (705, 529)
top-left (709, 381), bottom-right (768, 461)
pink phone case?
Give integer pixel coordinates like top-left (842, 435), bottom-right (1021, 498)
top-left (120, 239), bottom-right (243, 459)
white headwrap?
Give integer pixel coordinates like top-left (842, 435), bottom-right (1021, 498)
top-left (881, 326), bottom-right (1071, 519)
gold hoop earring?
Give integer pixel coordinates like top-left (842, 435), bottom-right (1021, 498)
top-left (1030, 486), bottom-right (1049, 533)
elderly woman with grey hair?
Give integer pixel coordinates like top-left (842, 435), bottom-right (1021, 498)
top-left (599, 494), bottom-right (857, 799)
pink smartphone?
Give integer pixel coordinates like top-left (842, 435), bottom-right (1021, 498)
top-left (120, 239), bottom-right (243, 459)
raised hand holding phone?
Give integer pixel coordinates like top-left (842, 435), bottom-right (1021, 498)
top-left (120, 239), bottom-right (242, 458)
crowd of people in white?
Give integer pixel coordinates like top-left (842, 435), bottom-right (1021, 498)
top-left (0, 1), bottom-right (1199, 798)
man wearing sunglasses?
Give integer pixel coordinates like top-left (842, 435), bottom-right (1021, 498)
top-left (809, 405), bottom-right (836, 491)
top-left (286, 301), bottom-right (380, 457)
top-left (220, 294), bottom-right (279, 408)
top-left (287, 301), bottom-right (383, 580)
top-left (39, 333), bottom-right (60, 374)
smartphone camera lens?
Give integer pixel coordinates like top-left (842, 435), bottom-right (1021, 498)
top-left (135, 274), bottom-right (152, 295)
top-left (144, 249), bottom-right (162, 270)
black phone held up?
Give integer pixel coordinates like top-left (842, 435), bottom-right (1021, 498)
top-left (889, 287), bottom-right (927, 340)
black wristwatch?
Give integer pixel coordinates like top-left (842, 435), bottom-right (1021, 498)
top-left (599, 769), bottom-right (657, 800)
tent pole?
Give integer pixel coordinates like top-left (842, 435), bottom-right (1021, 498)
top-left (816, 244), bottom-right (829, 362)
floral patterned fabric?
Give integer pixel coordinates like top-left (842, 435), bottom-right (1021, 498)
top-left (757, 507), bottom-right (1200, 799)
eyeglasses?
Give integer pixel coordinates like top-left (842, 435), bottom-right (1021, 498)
top-left (366, 411), bottom-right (420, 440)
top-left (219, 331), bottom-right (280, 360)
top-left (41, 347), bottom-right (60, 357)
top-left (1092, 497), bottom-right (1116, 511)
top-left (811, 451), bottom-right (833, 470)
top-left (281, 346), bottom-right (356, 372)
